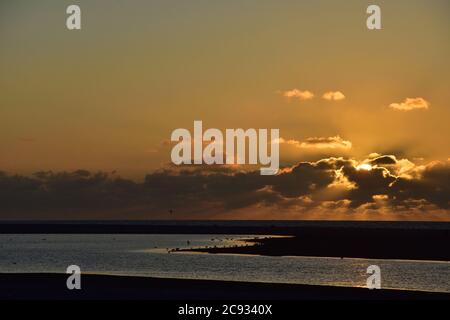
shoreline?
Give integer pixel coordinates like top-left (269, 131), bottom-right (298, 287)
top-left (177, 230), bottom-right (450, 261)
top-left (2, 221), bottom-right (449, 261)
top-left (1, 273), bottom-right (449, 300)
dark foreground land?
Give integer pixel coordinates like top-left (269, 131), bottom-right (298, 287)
top-left (1, 273), bottom-right (448, 300)
top-left (180, 229), bottom-right (450, 261)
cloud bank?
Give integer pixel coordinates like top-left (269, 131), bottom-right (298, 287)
top-left (0, 155), bottom-right (448, 220)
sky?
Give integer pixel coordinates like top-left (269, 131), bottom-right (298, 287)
top-left (0, 0), bottom-right (449, 220)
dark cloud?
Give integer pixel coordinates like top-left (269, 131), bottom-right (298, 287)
top-left (370, 155), bottom-right (397, 166)
top-left (390, 161), bottom-right (450, 210)
top-left (271, 162), bottom-right (335, 197)
top-left (0, 156), bottom-right (448, 219)
top-left (344, 166), bottom-right (396, 207)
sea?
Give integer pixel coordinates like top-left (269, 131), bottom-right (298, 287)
top-left (0, 232), bottom-right (449, 293)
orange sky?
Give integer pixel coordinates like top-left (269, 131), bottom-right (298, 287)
top-left (0, 0), bottom-right (449, 220)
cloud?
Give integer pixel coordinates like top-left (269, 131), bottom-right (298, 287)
top-left (300, 136), bottom-right (352, 149)
top-left (322, 91), bottom-right (345, 101)
top-left (278, 136), bottom-right (352, 150)
top-left (0, 156), bottom-right (448, 219)
top-left (389, 97), bottom-right (430, 111)
top-left (281, 89), bottom-right (314, 100)
top-left (369, 155), bottom-right (397, 165)
top-left (276, 138), bottom-right (301, 146)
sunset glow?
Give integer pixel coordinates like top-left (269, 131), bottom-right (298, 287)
top-left (356, 164), bottom-right (373, 171)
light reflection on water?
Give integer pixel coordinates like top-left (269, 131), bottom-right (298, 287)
top-left (0, 234), bottom-right (448, 293)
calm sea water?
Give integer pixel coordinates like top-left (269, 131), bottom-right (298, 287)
top-left (0, 234), bottom-right (449, 293)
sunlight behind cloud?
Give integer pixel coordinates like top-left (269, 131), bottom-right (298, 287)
top-left (356, 163), bottom-right (373, 171)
